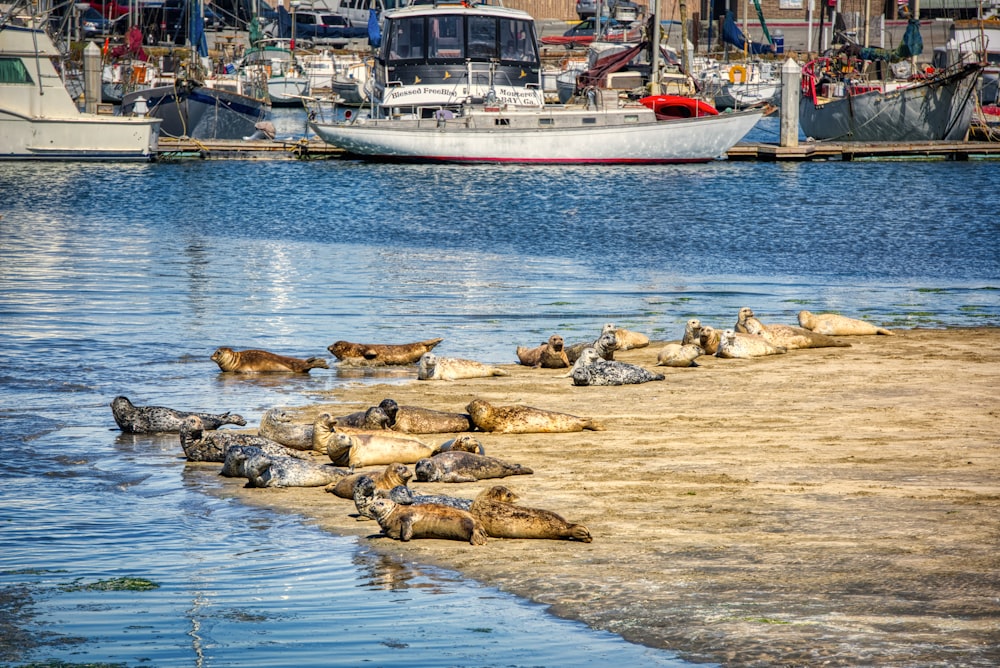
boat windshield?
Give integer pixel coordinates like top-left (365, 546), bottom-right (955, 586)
top-left (384, 14), bottom-right (537, 64)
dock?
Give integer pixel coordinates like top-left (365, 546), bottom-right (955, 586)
top-left (155, 137), bottom-right (345, 161)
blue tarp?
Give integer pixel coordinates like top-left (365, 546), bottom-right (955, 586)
top-left (721, 11), bottom-right (772, 55)
top-left (367, 8), bottom-right (381, 48)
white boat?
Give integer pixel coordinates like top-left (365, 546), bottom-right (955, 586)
top-left (331, 58), bottom-right (371, 106)
top-left (240, 40), bottom-right (311, 107)
top-left (0, 21), bottom-right (161, 160)
top-left (710, 61), bottom-right (781, 111)
top-left (309, 0), bottom-right (761, 163)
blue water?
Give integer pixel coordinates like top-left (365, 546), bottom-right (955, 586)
top-left (1, 117), bottom-right (998, 666)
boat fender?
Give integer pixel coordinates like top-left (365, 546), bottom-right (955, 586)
top-left (728, 64), bottom-right (747, 84)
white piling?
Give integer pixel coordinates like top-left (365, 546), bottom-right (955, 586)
top-left (780, 58), bottom-right (802, 148)
top-left (84, 41), bottom-right (101, 114)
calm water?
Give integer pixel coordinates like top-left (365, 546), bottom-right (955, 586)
top-left (1, 117), bottom-right (998, 666)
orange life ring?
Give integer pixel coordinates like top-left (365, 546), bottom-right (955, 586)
top-left (639, 95), bottom-right (719, 119)
top-left (728, 64), bottom-right (747, 84)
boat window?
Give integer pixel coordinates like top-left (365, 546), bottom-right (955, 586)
top-left (428, 15), bottom-right (463, 59)
top-left (499, 18), bottom-right (536, 63)
top-left (387, 16), bottom-right (425, 61)
top-left (467, 15), bottom-right (497, 59)
top-left (0, 57), bottom-right (33, 84)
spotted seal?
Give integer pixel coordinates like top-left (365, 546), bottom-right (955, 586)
top-left (417, 353), bottom-right (509, 381)
top-left (180, 415), bottom-right (301, 463)
top-left (699, 325), bottom-right (722, 355)
top-left (369, 498), bottom-right (488, 545)
top-left (414, 451), bottom-right (533, 483)
top-left (565, 324), bottom-right (620, 364)
top-left (570, 347), bottom-right (665, 386)
top-left (220, 443), bottom-right (308, 478)
top-left (327, 462), bottom-right (412, 500)
top-left (327, 338), bottom-right (444, 366)
top-left (258, 408), bottom-right (314, 450)
top-left (377, 398), bottom-right (475, 434)
top-left (466, 398), bottom-right (604, 433)
top-left (111, 396), bottom-right (246, 433)
top-left (797, 310), bottom-right (895, 336)
top-left (681, 319), bottom-right (702, 345)
top-left (247, 456), bottom-right (349, 489)
top-left (656, 343), bottom-right (704, 368)
top-left (210, 347), bottom-right (329, 373)
top-left (736, 307), bottom-right (851, 350)
top-left (716, 329), bottom-right (787, 359)
top-left (516, 334), bottom-right (571, 369)
top-left (469, 486), bottom-right (593, 542)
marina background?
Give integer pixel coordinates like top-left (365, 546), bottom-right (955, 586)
top-left (1, 149), bottom-right (997, 665)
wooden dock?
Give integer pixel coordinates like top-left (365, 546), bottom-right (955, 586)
top-left (155, 138), bottom-right (345, 161)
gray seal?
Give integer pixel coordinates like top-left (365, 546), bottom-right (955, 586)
top-left (565, 325), bottom-right (620, 364)
top-left (414, 451), bottom-right (533, 483)
top-left (180, 414), bottom-right (303, 463)
top-left (111, 396), bottom-right (246, 434)
top-left (570, 347), bottom-right (665, 386)
top-left (247, 456), bottom-right (348, 489)
top-left (258, 408), bottom-right (314, 450)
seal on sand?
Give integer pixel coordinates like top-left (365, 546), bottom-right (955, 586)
top-left (258, 408), bottom-right (314, 450)
top-left (417, 353), bottom-right (509, 381)
top-left (368, 498), bottom-right (488, 545)
top-left (111, 396), bottom-right (246, 433)
top-left (571, 347), bottom-right (665, 386)
top-left (327, 338), bottom-right (444, 366)
top-left (328, 462), bottom-right (412, 499)
top-left (565, 326), bottom-right (620, 364)
top-left (377, 398), bottom-right (475, 434)
top-left (210, 347), bottom-right (328, 373)
top-left (353, 477), bottom-right (472, 521)
top-left (681, 319), bottom-right (702, 345)
top-left (180, 415), bottom-right (300, 463)
top-left (312, 412), bottom-right (431, 460)
top-left (699, 325), bottom-right (722, 355)
top-left (329, 406), bottom-right (392, 430)
top-left (220, 444), bottom-right (306, 478)
top-left (656, 343), bottom-right (704, 367)
top-left (516, 334), bottom-right (570, 369)
top-left (470, 486), bottom-right (593, 542)
top-left (325, 430), bottom-right (435, 469)
top-left (436, 434), bottom-right (485, 455)
top-left (414, 451), bottom-right (533, 483)
top-left (736, 307), bottom-right (851, 350)
top-left (716, 329), bottom-right (787, 359)
top-left (612, 325), bottom-right (650, 351)
top-left (248, 456), bottom-right (348, 489)
top-left (466, 398), bottom-right (604, 433)
top-left (798, 310), bottom-right (895, 336)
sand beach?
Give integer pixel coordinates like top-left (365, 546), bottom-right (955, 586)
top-left (206, 327), bottom-right (1000, 667)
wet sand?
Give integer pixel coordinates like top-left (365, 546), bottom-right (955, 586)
top-left (211, 327), bottom-right (1000, 667)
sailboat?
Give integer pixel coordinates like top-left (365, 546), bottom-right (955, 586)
top-left (121, 0), bottom-right (268, 139)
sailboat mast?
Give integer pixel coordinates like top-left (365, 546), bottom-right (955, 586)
top-left (651, 0), bottom-right (661, 93)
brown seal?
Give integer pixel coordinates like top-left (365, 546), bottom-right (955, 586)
top-left (327, 338), bottom-right (444, 366)
top-left (326, 462), bottom-right (412, 499)
top-left (612, 325), bottom-right (650, 350)
top-left (470, 486), bottom-right (593, 542)
top-left (466, 398), bottom-right (604, 433)
top-left (699, 325), bottom-right (722, 355)
top-left (377, 398), bottom-right (475, 434)
top-left (736, 307), bottom-right (851, 350)
top-left (716, 329), bottom-right (787, 359)
top-left (312, 412), bottom-right (430, 456)
top-left (313, 413), bottom-right (435, 467)
top-left (369, 497), bottom-right (488, 545)
top-left (436, 434), bottom-right (485, 455)
top-left (797, 310), bottom-right (895, 336)
top-left (656, 343), bottom-right (704, 367)
top-left (516, 334), bottom-right (570, 369)
top-left (210, 347), bottom-right (328, 373)
top-left (329, 406), bottom-right (392, 430)
top-left (417, 353), bottom-right (509, 381)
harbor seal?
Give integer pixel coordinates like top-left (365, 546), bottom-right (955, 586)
top-left (110, 396), bottom-right (246, 433)
top-left (470, 486), bottom-right (593, 542)
top-left (248, 456), bottom-right (348, 489)
top-left (220, 443), bottom-right (307, 478)
top-left (417, 353), bottom-right (509, 381)
top-left (210, 347), bottom-right (329, 373)
top-left (798, 310), bottom-right (895, 336)
top-left (565, 325), bottom-right (620, 364)
top-left (323, 429), bottom-right (436, 468)
top-left (414, 451), bottom-right (533, 483)
top-left (699, 325), bottom-right (722, 355)
top-left (516, 334), bottom-right (571, 369)
top-left (436, 434), bottom-right (485, 455)
top-left (377, 398), bottom-right (475, 434)
top-left (570, 347), bottom-right (665, 386)
top-left (681, 319), bottom-right (702, 345)
top-left (179, 415), bottom-right (300, 463)
top-left (327, 338), bottom-right (444, 366)
top-left (329, 406), bottom-right (392, 430)
top-left (369, 498), bottom-right (488, 545)
top-left (612, 325), bottom-right (650, 350)
top-left (328, 462), bottom-right (412, 500)
top-left (312, 412), bottom-right (431, 459)
top-left (716, 329), bottom-right (787, 359)
top-left (466, 398), bottom-right (604, 433)
top-left (353, 477), bottom-right (473, 521)
top-left (258, 408), bottom-right (314, 450)
top-left (736, 307), bottom-right (851, 350)
top-left (656, 342), bottom-right (705, 367)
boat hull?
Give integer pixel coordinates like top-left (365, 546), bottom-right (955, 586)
top-left (310, 108), bottom-right (762, 163)
top-left (121, 82), bottom-right (267, 140)
top-left (799, 64), bottom-right (981, 142)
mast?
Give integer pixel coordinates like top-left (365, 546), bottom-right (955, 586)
top-left (650, 0), bottom-right (661, 93)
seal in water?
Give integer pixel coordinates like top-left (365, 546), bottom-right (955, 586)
top-left (699, 325), bottom-right (722, 355)
top-left (368, 498), bottom-right (488, 545)
top-left (735, 307), bottom-right (851, 350)
top-left (656, 343), bottom-right (704, 368)
top-left (417, 352), bottom-right (509, 381)
top-left (516, 334), bottom-right (571, 369)
top-left (377, 398), bottom-right (476, 434)
top-left (258, 408), bottom-right (315, 450)
top-left (327, 338), bottom-right (444, 366)
top-left (797, 310), bottom-right (895, 336)
top-left (570, 347), bottom-right (665, 386)
top-left (210, 347), bottom-right (329, 373)
top-left (681, 319), bottom-right (702, 345)
top-left (466, 398), bottom-right (604, 433)
top-left (414, 451), bottom-right (533, 483)
top-left (180, 415), bottom-right (303, 463)
top-left (470, 485), bottom-right (593, 542)
top-left (111, 396), bottom-right (246, 433)
top-left (716, 329), bottom-right (787, 359)
top-left (327, 462), bottom-right (412, 500)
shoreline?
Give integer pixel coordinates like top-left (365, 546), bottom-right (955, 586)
top-left (203, 327), bottom-right (1000, 666)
